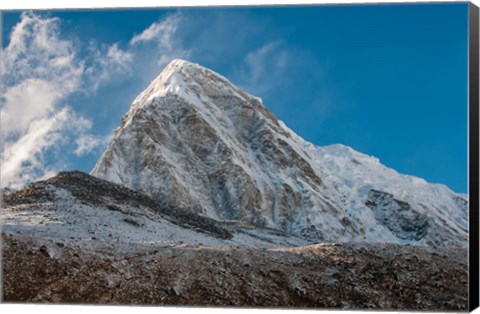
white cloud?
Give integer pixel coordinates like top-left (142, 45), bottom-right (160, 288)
top-left (128, 14), bottom-right (190, 71)
top-left (74, 134), bottom-right (111, 157)
top-left (245, 41), bottom-right (286, 80)
top-left (1, 107), bottom-right (90, 188)
top-left (0, 12), bottom-right (131, 189)
top-left (85, 42), bottom-right (134, 91)
top-left (130, 14), bottom-right (179, 47)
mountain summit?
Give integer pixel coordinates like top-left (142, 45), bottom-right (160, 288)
top-left (91, 59), bottom-right (468, 246)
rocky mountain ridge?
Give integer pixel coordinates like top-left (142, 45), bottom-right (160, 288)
top-left (2, 171), bottom-right (311, 250)
top-left (91, 59), bottom-right (468, 246)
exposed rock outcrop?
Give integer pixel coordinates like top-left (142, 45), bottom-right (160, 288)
top-left (91, 59), bottom-right (468, 246)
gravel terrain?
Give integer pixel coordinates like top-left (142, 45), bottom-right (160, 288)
top-left (2, 233), bottom-right (468, 310)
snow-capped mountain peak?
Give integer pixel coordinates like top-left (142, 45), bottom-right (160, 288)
top-left (91, 59), bottom-right (468, 246)
top-left (131, 59), bottom-right (261, 111)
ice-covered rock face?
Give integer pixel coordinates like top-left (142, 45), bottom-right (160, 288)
top-left (92, 59), bottom-right (468, 246)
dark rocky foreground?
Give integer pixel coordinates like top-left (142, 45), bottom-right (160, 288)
top-left (2, 233), bottom-right (468, 310)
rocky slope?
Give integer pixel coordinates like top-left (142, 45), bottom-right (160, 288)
top-left (91, 59), bottom-right (468, 246)
top-left (1, 171), bottom-right (311, 250)
top-left (2, 233), bottom-right (468, 310)
top-left (0, 167), bottom-right (468, 309)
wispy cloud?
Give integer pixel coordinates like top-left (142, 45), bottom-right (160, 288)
top-left (74, 133), bottom-right (111, 157)
top-left (84, 43), bottom-right (134, 91)
top-left (1, 108), bottom-right (91, 187)
top-left (130, 14), bottom-right (179, 48)
top-left (238, 41), bottom-right (290, 95)
top-left (0, 12), bottom-right (133, 189)
top-left (128, 13), bottom-right (190, 74)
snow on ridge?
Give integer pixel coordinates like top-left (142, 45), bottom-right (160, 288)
top-left (131, 58), bottom-right (262, 111)
top-left (2, 175), bottom-right (312, 250)
top-left (91, 59), bottom-right (468, 247)
top-left (274, 127), bottom-right (460, 201)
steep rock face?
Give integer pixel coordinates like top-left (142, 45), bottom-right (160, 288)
top-left (364, 189), bottom-right (467, 246)
top-left (92, 59), bottom-right (351, 241)
top-left (306, 144), bottom-right (468, 245)
top-left (91, 59), bottom-right (468, 245)
top-left (365, 189), bottom-right (429, 242)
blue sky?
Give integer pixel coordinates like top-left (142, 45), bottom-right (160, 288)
top-left (0, 3), bottom-right (469, 192)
